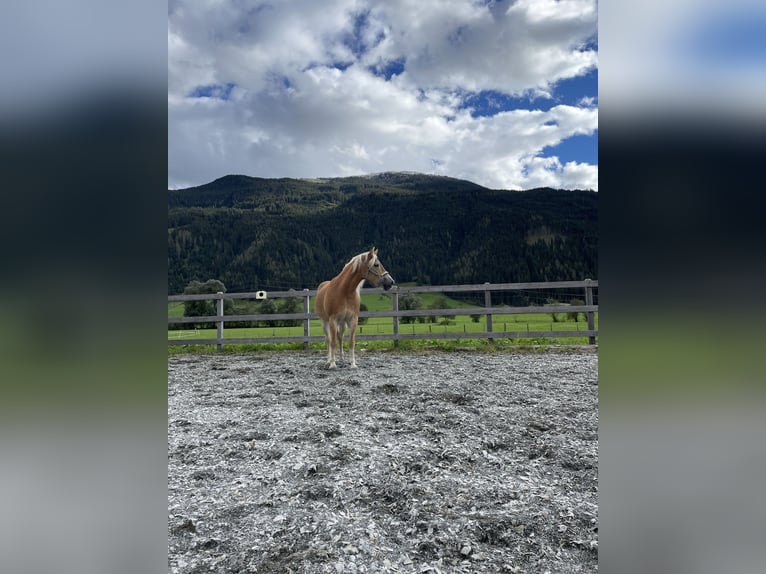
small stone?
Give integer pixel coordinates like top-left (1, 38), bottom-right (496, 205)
top-left (243, 430), bottom-right (269, 441)
top-left (460, 544), bottom-right (472, 556)
top-left (171, 517), bottom-right (196, 534)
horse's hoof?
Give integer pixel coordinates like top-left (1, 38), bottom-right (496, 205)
top-left (350, 363), bottom-right (358, 369)
top-left (328, 363), bottom-right (337, 370)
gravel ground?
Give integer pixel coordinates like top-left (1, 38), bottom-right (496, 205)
top-left (168, 348), bottom-right (598, 573)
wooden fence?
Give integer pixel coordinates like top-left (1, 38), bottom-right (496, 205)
top-left (168, 280), bottom-right (598, 349)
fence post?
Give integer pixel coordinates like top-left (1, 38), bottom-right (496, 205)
top-left (392, 289), bottom-right (399, 348)
top-left (584, 279), bottom-right (596, 345)
top-left (484, 283), bottom-right (494, 344)
top-left (303, 289), bottom-right (310, 350)
top-left (216, 292), bottom-right (224, 351)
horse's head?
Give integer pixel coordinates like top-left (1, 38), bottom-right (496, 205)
top-left (364, 247), bottom-right (395, 291)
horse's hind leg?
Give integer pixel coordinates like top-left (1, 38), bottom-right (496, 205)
top-left (336, 322), bottom-right (346, 364)
top-left (348, 320), bottom-right (358, 369)
top-left (329, 319), bottom-right (348, 369)
top-left (321, 320), bottom-right (336, 368)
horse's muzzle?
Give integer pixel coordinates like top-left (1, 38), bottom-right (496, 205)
top-left (382, 275), bottom-right (395, 291)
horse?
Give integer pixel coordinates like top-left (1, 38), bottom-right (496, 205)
top-left (315, 247), bottom-right (395, 369)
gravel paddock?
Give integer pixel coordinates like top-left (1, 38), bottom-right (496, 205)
top-left (168, 349), bottom-right (598, 573)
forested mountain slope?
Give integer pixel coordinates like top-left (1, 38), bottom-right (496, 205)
top-left (168, 173), bottom-right (597, 294)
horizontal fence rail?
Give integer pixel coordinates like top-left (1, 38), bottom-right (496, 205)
top-left (168, 280), bottom-right (598, 349)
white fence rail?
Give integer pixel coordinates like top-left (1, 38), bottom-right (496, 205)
top-left (168, 280), bottom-right (598, 349)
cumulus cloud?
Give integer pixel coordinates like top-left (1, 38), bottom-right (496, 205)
top-left (169, 0), bottom-right (598, 190)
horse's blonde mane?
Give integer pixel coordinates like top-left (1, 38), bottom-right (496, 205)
top-left (346, 251), bottom-right (371, 274)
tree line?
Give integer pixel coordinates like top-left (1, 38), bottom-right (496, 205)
top-left (172, 278), bottom-right (303, 330)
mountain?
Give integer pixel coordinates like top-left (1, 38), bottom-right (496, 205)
top-left (168, 172), bottom-right (597, 295)
top-left (168, 172), bottom-right (488, 210)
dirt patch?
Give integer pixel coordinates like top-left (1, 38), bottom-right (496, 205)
top-left (168, 349), bottom-right (598, 573)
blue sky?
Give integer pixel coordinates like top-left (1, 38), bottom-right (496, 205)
top-left (188, 83), bottom-right (237, 100)
top-left (458, 69), bottom-right (598, 166)
top-left (169, 0), bottom-right (598, 190)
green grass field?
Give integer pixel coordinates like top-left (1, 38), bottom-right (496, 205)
top-left (168, 289), bottom-right (597, 350)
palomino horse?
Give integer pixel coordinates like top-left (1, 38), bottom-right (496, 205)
top-left (315, 247), bottom-right (395, 369)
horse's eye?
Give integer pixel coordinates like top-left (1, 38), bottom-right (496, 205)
top-left (374, 262), bottom-right (379, 267)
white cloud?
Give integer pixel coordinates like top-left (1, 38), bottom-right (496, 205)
top-left (359, 0), bottom-right (597, 94)
top-left (169, 0), bottom-right (598, 190)
top-left (520, 155), bottom-right (598, 190)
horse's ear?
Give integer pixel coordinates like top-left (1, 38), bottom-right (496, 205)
top-left (369, 247), bottom-right (377, 258)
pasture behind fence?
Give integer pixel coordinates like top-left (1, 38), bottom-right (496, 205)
top-left (168, 280), bottom-right (598, 349)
